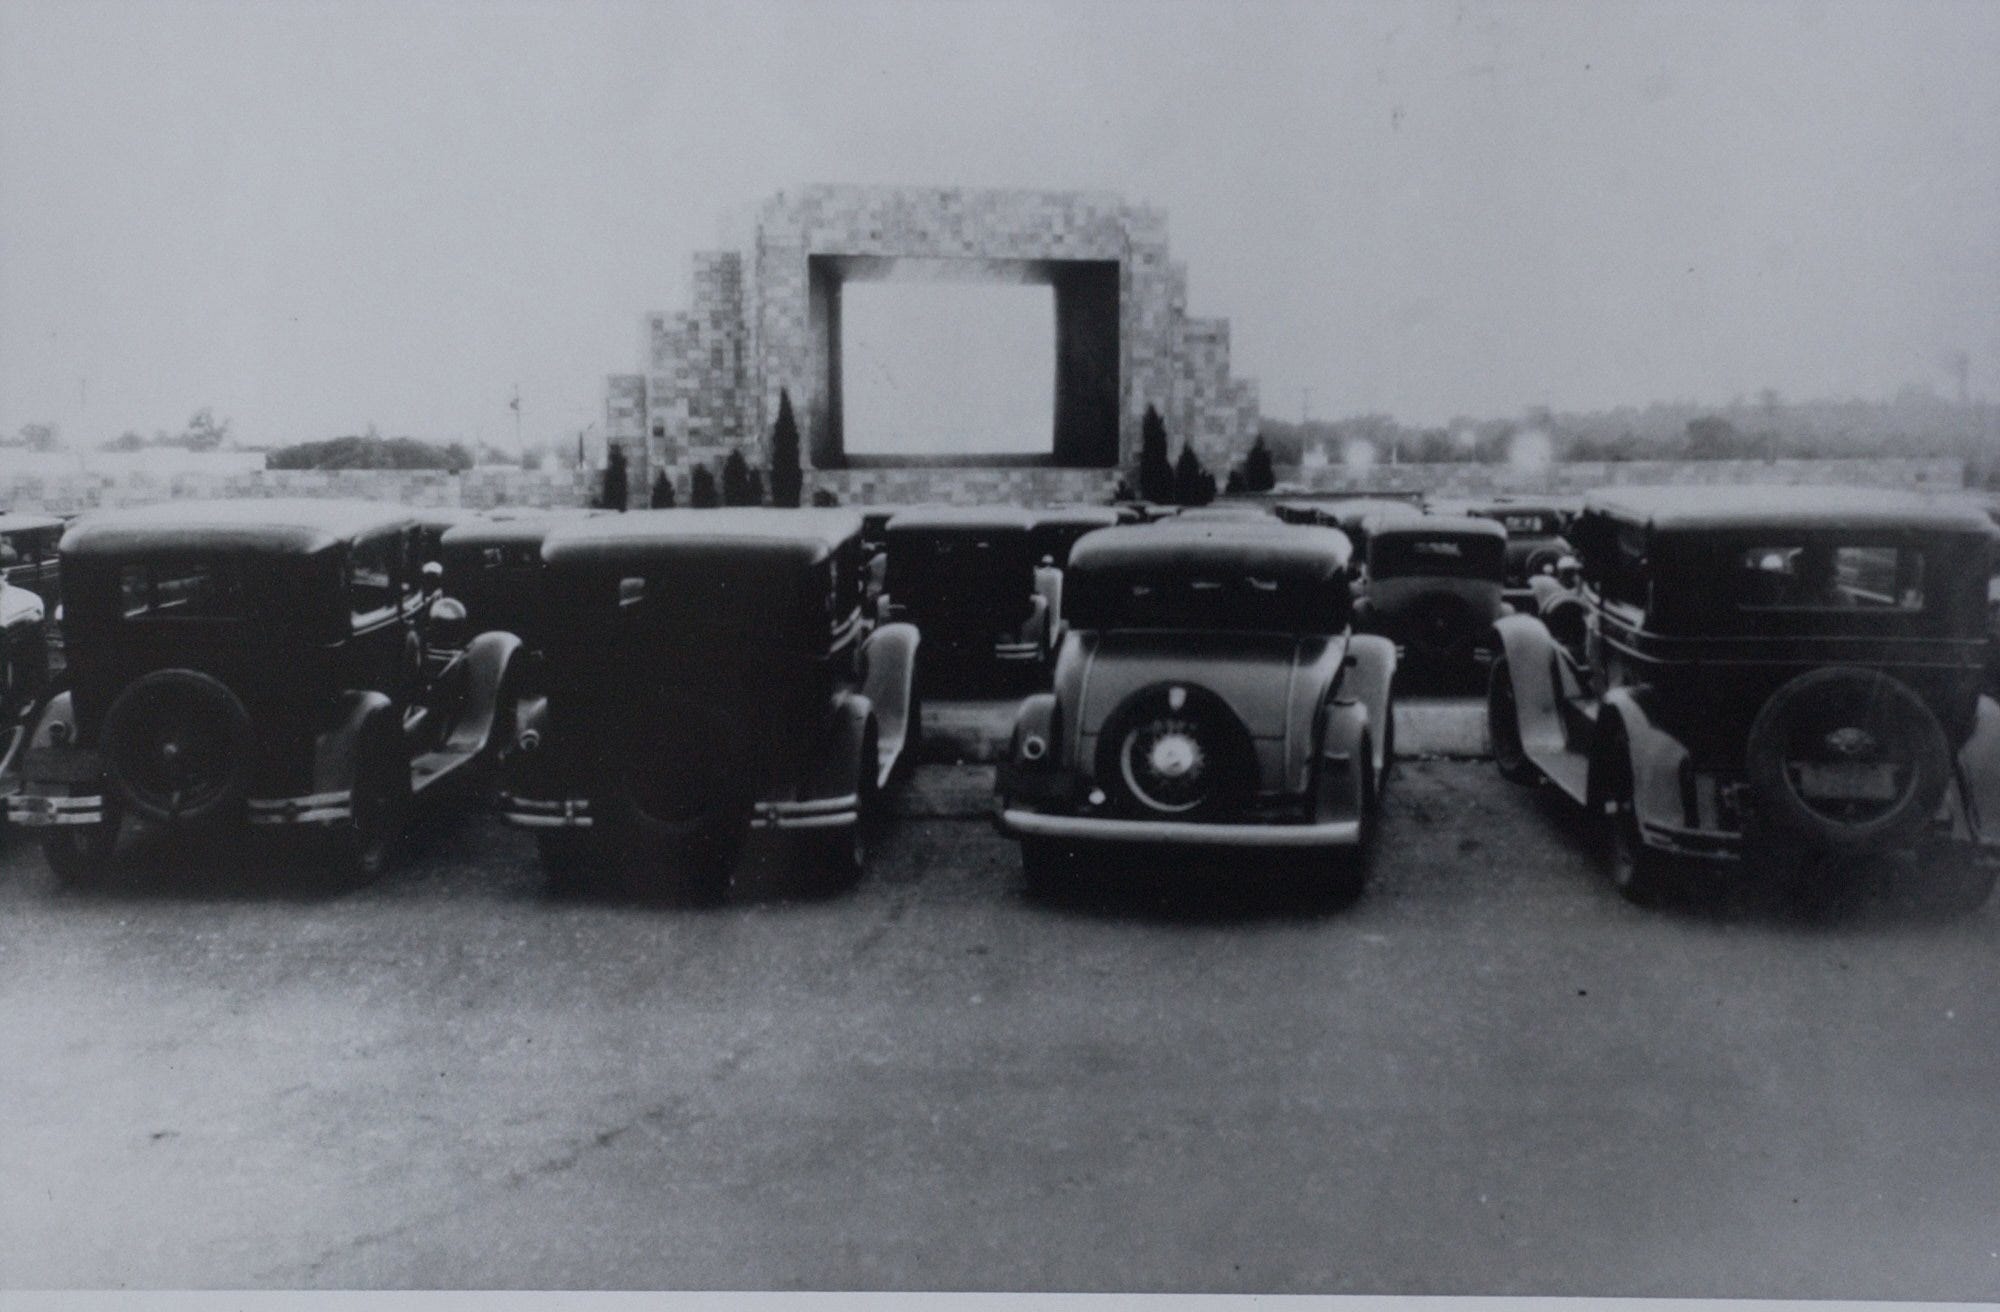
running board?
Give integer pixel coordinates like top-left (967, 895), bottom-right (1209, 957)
top-left (410, 745), bottom-right (481, 796)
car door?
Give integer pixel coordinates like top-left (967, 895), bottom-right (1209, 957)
top-left (344, 529), bottom-right (419, 703)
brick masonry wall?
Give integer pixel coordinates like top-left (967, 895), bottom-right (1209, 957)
top-left (1274, 457), bottom-right (1964, 498)
top-left (611, 184), bottom-right (1262, 488)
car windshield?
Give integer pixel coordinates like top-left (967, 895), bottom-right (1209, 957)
top-left (1369, 534), bottom-right (1504, 581)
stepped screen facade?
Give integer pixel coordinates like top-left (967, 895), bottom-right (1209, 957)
top-left (607, 185), bottom-right (1260, 505)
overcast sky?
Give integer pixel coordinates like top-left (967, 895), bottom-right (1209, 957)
top-left (2, 0), bottom-right (1996, 452)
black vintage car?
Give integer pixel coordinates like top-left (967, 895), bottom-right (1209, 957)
top-left (995, 520), bottom-right (1397, 894)
top-left (501, 509), bottom-right (921, 897)
top-left (1275, 497), bottom-right (1425, 558)
top-left (1456, 499), bottom-right (1575, 608)
top-left (433, 510), bottom-right (601, 666)
top-left (1353, 515), bottom-right (1510, 672)
top-left (8, 500), bottom-right (525, 881)
top-left (878, 507), bottom-right (1060, 672)
top-left (1488, 485), bottom-right (2000, 910)
top-left (1028, 505), bottom-right (1122, 569)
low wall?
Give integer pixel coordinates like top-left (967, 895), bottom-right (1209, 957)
top-left (1276, 457), bottom-right (1963, 497)
top-left (0, 467), bottom-right (594, 515)
top-left (0, 456), bottom-right (1963, 515)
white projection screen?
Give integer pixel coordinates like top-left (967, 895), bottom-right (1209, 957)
top-left (840, 281), bottom-right (1055, 459)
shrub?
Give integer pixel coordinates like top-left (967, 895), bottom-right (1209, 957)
top-left (769, 388), bottom-right (803, 508)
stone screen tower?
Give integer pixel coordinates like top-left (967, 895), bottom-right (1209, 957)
top-left (608, 184), bottom-right (1259, 505)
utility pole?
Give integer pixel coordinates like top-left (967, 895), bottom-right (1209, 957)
top-left (510, 386), bottom-right (523, 460)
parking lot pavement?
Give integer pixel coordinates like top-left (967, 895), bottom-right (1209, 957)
top-left (3, 760), bottom-right (1999, 1296)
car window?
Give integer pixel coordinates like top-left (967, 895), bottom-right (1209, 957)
top-left (1735, 544), bottom-right (1923, 611)
top-left (120, 561), bottom-right (245, 619)
top-left (1494, 512), bottom-right (1556, 536)
top-left (349, 533), bottom-right (404, 621)
top-left (1368, 535), bottom-right (1503, 580)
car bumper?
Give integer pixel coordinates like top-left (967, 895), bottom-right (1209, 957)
top-left (503, 794), bottom-right (593, 829)
top-left (996, 806), bottom-right (1361, 849)
top-left (8, 792), bottom-right (104, 827)
top-left (505, 794), bottom-right (859, 832)
top-left (246, 791), bottom-right (353, 826)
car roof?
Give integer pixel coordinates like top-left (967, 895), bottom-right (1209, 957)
top-left (0, 512), bottom-right (66, 535)
top-left (1172, 503), bottom-right (1279, 523)
top-left (439, 512), bottom-right (586, 550)
top-left (1368, 514), bottom-right (1507, 540)
top-left (63, 499), bottom-right (415, 559)
top-left (542, 507), bottom-right (864, 569)
top-left (1068, 520), bottom-right (1353, 579)
top-left (884, 506), bottom-right (1037, 534)
top-left (1584, 485), bottom-right (1994, 535)
top-left (1029, 505), bottom-right (1122, 529)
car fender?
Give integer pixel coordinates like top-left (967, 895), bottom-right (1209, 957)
top-left (1337, 632), bottom-right (1397, 778)
top-left (1033, 564), bottom-right (1063, 649)
top-left (810, 692), bottom-right (876, 804)
top-left (1955, 694), bottom-right (2000, 843)
top-left (431, 629), bottom-right (524, 761)
top-left (21, 687), bottom-right (79, 754)
top-left (858, 621), bottom-right (920, 785)
top-left (1493, 613), bottom-right (1567, 759)
top-left (1595, 688), bottom-right (1688, 833)
top-left (313, 690), bottom-right (401, 796)
top-left (1315, 697), bottom-right (1372, 823)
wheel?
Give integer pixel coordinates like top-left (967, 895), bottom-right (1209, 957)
top-left (331, 746), bottom-right (408, 882)
top-left (1094, 682), bottom-right (1255, 820)
top-left (101, 668), bottom-right (254, 826)
top-left (812, 720), bottom-right (879, 886)
top-left (41, 805), bottom-right (120, 885)
top-left (1486, 657), bottom-right (1539, 785)
top-left (1917, 845), bottom-right (1998, 915)
top-left (1745, 667), bottom-right (1949, 855)
top-left (1593, 724), bottom-right (1672, 906)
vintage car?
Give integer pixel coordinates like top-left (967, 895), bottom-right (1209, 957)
top-left (410, 507), bottom-right (482, 569)
top-left (994, 519), bottom-right (1397, 890)
top-left (878, 507), bottom-right (1060, 671)
top-left (1353, 515), bottom-right (1510, 670)
top-left (1276, 498), bottom-right (1425, 558)
top-left (1457, 499), bottom-right (1575, 607)
top-left (7, 500), bottom-right (525, 881)
top-left (0, 512), bottom-right (67, 613)
top-left (0, 563), bottom-right (54, 811)
top-left (433, 510), bottom-right (601, 668)
top-left (1487, 486), bottom-right (2000, 910)
top-left (1028, 505), bottom-right (1122, 569)
top-left (501, 509), bottom-right (921, 896)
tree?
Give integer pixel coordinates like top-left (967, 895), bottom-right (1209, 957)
top-left (690, 463), bottom-right (720, 508)
top-left (1684, 416), bottom-right (1743, 460)
top-left (1224, 467), bottom-right (1247, 495)
top-left (768, 387), bottom-right (803, 508)
top-left (1137, 405), bottom-right (1174, 503)
top-left (721, 448), bottom-right (755, 506)
top-left (1174, 445), bottom-right (1216, 506)
top-left (746, 469), bottom-right (765, 506)
top-left (267, 434), bottom-right (472, 471)
top-left (1241, 433), bottom-right (1276, 491)
top-left (103, 430), bottom-right (146, 452)
top-left (810, 488), bottom-right (840, 507)
top-left (17, 422), bottom-right (60, 452)
top-left (179, 407), bottom-right (229, 452)
top-left (650, 469), bottom-right (676, 508)
top-left (598, 443), bottom-right (628, 511)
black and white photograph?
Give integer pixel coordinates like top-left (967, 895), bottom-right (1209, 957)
top-left (2, 0), bottom-right (1998, 1300)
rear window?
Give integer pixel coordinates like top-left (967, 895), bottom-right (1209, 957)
top-left (120, 561), bottom-right (246, 619)
top-left (1484, 511), bottom-right (1560, 537)
top-left (1369, 534), bottom-right (1504, 580)
top-left (1734, 544), bottom-right (1924, 611)
top-left (1067, 569), bottom-right (1350, 635)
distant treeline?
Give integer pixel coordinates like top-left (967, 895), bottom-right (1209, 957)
top-left (1260, 388), bottom-right (2000, 481)
top-left (266, 434), bottom-right (476, 473)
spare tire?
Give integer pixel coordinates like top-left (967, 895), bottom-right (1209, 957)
top-left (1404, 592), bottom-right (1480, 665)
top-left (1095, 682), bottom-right (1256, 821)
top-left (1745, 666), bottom-right (1950, 854)
top-left (101, 668), bottom-right (254, 826)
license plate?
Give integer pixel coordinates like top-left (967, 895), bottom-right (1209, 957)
top-left (1794, 761), bottom-right (1897, 801)
top-left (21, 747), bottom-right (101, 784)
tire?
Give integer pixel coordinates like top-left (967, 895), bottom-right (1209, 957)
top-left (1592, 722), bottom-right (1672, 905)
top-left (1487, 657), bottom-right (1540, 786)
top-left (1745, 667), bottom-right (1950, 855)
top-left (1404, 592), bottom-right (1480, 668)
top-left (1094, 683), bottom-right (1255, 821)
top-left (813, 719), bottom-right (878, 886)
top-left (331, 741), bottom-right (408, 882)
top-left (41, 803), bottom-right (120, 885)
top-left (101, 669), bottom-right (254, 826)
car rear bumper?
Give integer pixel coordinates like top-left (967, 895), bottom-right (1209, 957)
top-left (247, 791), bottom-right (353, 826)
top-left (8, 792), bottom-right (104, 827)
top-left (503, 794), bottom-right (593, 829)
top-left (996, 806), bottom-right (1361, 849)
top-left (504, 794), bottom-right (860, 832)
